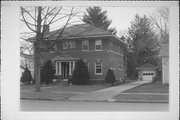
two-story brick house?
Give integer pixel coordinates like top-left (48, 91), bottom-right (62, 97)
top-left (28, 24), bottom-right (127, 83)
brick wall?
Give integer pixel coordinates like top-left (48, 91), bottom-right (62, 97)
top-left (39, 37), bottom-right (126, 82)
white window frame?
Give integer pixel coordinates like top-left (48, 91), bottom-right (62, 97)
top-left (95, 62), bottom-right (103, 75)
top-left (69, 41), bottom-right (75, 48)
top-left (95, 39), bottom-right (102, 51)
top-left (82, 40), bottom-right (89, 51)
top-left (63, 41), bottom-right (68, 49)
top-left (85, 62), bottom-right (89, 71)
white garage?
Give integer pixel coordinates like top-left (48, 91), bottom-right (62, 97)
top-left (136, 63), bottom-right (158, 82)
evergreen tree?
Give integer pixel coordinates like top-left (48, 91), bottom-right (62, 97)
top-left (127, 14), bottom-right (160, 77)
top-left (40, 60), bottom-right (55, 85)
top-left (83, 7), bottom-right (117, 34)
top-left (20, 67), bottom-right (33, 84)
top-left (72, 59), bottom-right (90, 85)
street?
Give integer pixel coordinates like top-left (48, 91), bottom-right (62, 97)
top-left (21, 100), bottom-right (169, 111)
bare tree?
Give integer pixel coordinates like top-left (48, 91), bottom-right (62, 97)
top-left (20, 6), bottom-right (82, 91)
top-left (149, 7), bottom-right (169, 44)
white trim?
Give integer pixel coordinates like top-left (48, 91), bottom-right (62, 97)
top-left (95, 62), bottom-right (103, 75)
top-left (95, 39), bottom-right (102, 51)
top-left (62, 41), bottom-right (68, 49)
top-left (69, 40), bottom-right (75, 49)
top-left (85, 62), bottom-right (89, 71)
top-left (109, 50), bottom-right (124, 56)
top-left (28, 34), bottom-right (127, 46)
top-left (73, 61), bottom-right (75, 71)
top-left (82, 40), bottom-right (89, 51)
top-left (55, 62), bottom-right (58, 75)
top-left (59, 62), bottom-right (61, 75)
top-left (69, 61), bottom-right (72, 75)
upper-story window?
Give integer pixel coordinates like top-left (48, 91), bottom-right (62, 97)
top-left (69, 41), bottom-right (75, 48)
top-left (84, 59), bottom-right (89, 70)
top-left (111, 42), bottom-right (113, 50)
top-left (50, 43), bottom-right (57, 53)
top-left (82, 40), bottom-right (89, 51)
top-left (63, 41), bottom-right (68, 49)
top-left (95, 40), bottom-right (102, 51)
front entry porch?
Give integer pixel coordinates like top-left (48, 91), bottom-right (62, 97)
top-left (53, 55), bottom-right (78, 79)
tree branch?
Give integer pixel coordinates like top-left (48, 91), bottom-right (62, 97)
top-left (21, 9), bottom-right (37, 33)
top-left (44, 7), bottom-right (75, 51)
top-left (21, 7), bottom-right (37, 22)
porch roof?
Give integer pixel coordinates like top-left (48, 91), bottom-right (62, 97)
top-left (53, 55), bottom-right (79, 61)
top-left (136, 63), bottom-right (158, 70)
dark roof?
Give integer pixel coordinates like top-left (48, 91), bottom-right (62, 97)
top-left (29, 24), bottom-right (111, 40)
top-left (50, 24), bottom-right (112, 38)
top-left (28, 24), bottom-right (127, 45)
top-left (136, 63), bottom-right (158, 70)
top-left (159, 44), bottom-right (169, 57)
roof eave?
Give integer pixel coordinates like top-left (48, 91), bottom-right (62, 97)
top-left (136, 68), bottom-right (158, 70)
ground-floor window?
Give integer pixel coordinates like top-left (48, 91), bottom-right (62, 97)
top-left (95, 62), bottom-right (103, 75)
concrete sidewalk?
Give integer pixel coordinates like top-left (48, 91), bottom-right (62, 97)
top-left (68, 81), bottom-right (150, 101)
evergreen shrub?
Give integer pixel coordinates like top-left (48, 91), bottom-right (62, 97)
top-left (20, 67), bottom-right (33, 84)
top-left (104, 69), bottom-right (116, 85)
top-left (72, 59), bottom-right (90, 85)
top-left (40, 60), bottom-right (55, 85)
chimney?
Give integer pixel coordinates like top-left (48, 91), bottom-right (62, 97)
top-left (43, 24), bottom-right (50, 34)
top-left (43, 17), bottom-right (50, 34)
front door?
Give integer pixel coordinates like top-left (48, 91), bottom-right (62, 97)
top-left (62, 62), bottom-right (69, 79)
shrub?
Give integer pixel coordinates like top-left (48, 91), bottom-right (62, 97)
top-left (72, 59), bottom-right (90, 85)
top-left (104, 69), bottom-right (116, 86)
top-left (20, 67), bottom-right (33, 84)
top-left (40, 60), bottom-right (55, 85)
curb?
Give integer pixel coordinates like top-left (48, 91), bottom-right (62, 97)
top-left (21, 97), bottom-right (169, 103)
top-left (108, 99), bottom-right (169, 103)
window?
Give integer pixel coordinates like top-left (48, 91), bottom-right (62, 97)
top-left (69, 41), bottom-right (75, 48)
top-left (85, 62), bottom-right (89, 70)
top-left (95, 40), bottom-right (102, 51)
top-left (63, 41), bottom-right (68, 49)
top-left (82, 40), bottom-right (89, 51)
top-left (95, 62), bottom-right (103, 75)
top-left (50, 43), bottom-right (57, 53)
top-left (111, 42), bottom-right (113, 50)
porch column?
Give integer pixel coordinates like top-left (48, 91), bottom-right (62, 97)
top-left (69, 61), bottom-right (72, 75)
top-left (59, 62), bottom-right (61, 75)
top-left (55, 61), bottom-right (58, 75)
top-left (73, 61), bottom-right (75, 71)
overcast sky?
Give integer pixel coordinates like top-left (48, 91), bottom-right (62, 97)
top-left (103, 7), bottom-right (156, 36)
top-left (21, 6), bottom-right (157, 38)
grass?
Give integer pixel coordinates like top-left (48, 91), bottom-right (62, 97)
top-left (21, 83), bottom-right (109, 92)
top-left (122, 82), bottom-right (169, 93)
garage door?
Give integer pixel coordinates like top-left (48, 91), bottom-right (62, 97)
top-left (142, 72), bottom-right (154, 81)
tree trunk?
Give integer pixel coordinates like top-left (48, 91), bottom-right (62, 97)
top-left (34, 42), bottom-right (41, 92)
top-left (34, 7), bottom-right (42, 92)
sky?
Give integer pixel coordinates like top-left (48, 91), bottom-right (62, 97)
top-left (20, 6), bottom-right (158, 38)
top-left (103, 7), bottom-right (157, 36)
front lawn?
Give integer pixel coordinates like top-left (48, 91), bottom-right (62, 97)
top-left (42, 84), bottom-right (109, 92)
top-left (122, 82), bottom-right (169, 93)
top-left (21, 83), bottom-right (109, 92)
